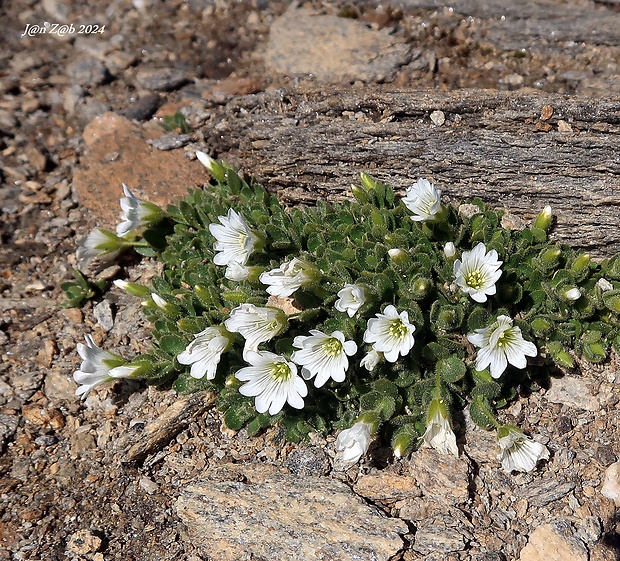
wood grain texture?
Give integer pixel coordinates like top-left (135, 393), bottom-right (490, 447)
top-left (203, 88), bottom-right (620, 255)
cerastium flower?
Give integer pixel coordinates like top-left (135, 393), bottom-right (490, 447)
top-left (73, 335), bottom-right (132, 399)
top-left (453, 242), bottom-right (503, 303)
top-left (117, 184), bottom-right (164, 237)
top-left (402, 178), bottom-right (444, 222)
top-left (421, 396), bottom-right (459, 457)
top-left (497, 425), bottom-right (550, 473)
top-left (363, 305), bottom-right (416, 362)
top-left (467, 315), bottom-right (537, 379)
top-left (177, 326), bottom-right (234, 380)
top-left (67, 153), bottom-right (620, 474)
top-left (335, 420), bottom-right (374, 465)
top-left (224, 304), bottom-right (287, 356)
top-left (291, 330), bottom-right (357, 387)
top-left (235, 351), bottom-right (307, 415)
top-left (210, 208), bottom-right (260, 266)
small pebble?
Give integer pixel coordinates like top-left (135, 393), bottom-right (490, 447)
top-left (430, 110), bottom-right (445, 126)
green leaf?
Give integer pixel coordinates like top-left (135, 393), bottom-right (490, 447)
top-left (360, 391), bottom-right (397, 421)
top-left (437, 355), bottom-right (467, 383)
top-left (224, 400), bottom-right (256, 430)
top-left (469, 396), bottom-right (496, 430)
top-left (603, 290), bottom-right (620, 314)
top-left (159, 335), bottom-right (189, 356)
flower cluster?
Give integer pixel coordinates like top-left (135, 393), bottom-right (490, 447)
top-left (69, 154), bottom-right (620, 473)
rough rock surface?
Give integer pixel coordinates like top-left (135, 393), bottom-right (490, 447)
top-left (1, 1), bottom-right (620, 560)
top-left (176, 463), bottom-right (408, 561)
top-left (265, 5), bottom-right (412, 83)
top-left (73, 113), bottom-right (206, 226)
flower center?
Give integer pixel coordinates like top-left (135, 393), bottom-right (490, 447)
top-left (389, 319), bottom-right (408, 339)
top-left (495, 328), bottom-right (513, 348)
top-left (322, 337), bottom-right (343, 357)
top-left (270, 361), bottom-right (291, 382)
top-left (465, 269), bottom-right (485, 290)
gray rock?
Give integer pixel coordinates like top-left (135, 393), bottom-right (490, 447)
top-left (123, 94), bottom-right (162, 121)
top-left (93, 300), bottom-right (114, 331)
top-left (0, 414), bottom-right (19, 453)
top-left (147, 134), bottom-right (192, 151)
top-left (412, 516), bottom-right (470, 553)
top-left (284, 445), bottom-right (330, 476)
top-left (520, 478), bottom-right (576, 507)
top-left (546, 376), bottom-right (599, 411)
top-left (135, 67), bottom-right (191, 91)
top-left (264, 6), bottom-right (411, 84)
top-left (176, 463), bottom-right (408, 561)
top-left (67, 58), bottom-right (111, 88)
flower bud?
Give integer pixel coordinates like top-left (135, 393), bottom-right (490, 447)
top-left (144, 293), bottom-right (181, 316)
top-left (196, 151), bottom-right (227, 182)
top-left (412, 277), bottom-right (432, 298)
top-left (571, 253), bottom-right (591, 276)
top-left (443, 242), bottom-right (456, 259)
top-left (113, 279), bottom-right (152, 298)
top-left (391, 425), bottom-right (417, 459)
top-left (533, 205), bottom-right (553, 231)
top-left (596, 278), bottom-right (613, 292)
top-left (540, 247), bottom-right (561, 267)
top-left (388, 248), bottom-right (411, 267)
top-left (562, 287), bottom-right (581, 301)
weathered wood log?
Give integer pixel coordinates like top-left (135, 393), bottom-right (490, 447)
top-left (202, 88), bottom-right (620, 256)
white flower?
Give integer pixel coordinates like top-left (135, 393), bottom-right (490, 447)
top-left (224, 304), bottom-right (287, 355)
top-left (335, 421), bottom-right (373, 465)
top-left (563, 287), bottom-right (581, 301)
top-left (421, 397), bottom-right (459, 457)
top-left (225, 261), bottom-right (250, 281)
top-left (177, 326), bottom-right (234, 380)
top-left (453, 242), bottom-right (503, 303)
top-left (116, 184), bottom-right (163, 237)
top-left (151, 293), bottom-right (168, 309)
top-left (443, 242), bottom-right (456, 258)
top-left (259, 257), bottom-right (317, 297)
top-left (402, 178), bottom-right (443, 222)
top-left (335, 284), bottom-right (367, 317)
top-left (497, 425), bottom-right (550, 473)
top-left (596, 278), bottom-right (613, 292)
top-left (363, 305), bottom-right (416, 362)
top-left (73, 335), bottom-right (131, 399)
top-left (467, 315), bottom-right (537, 379)
top-left (388, 248), bottom-right (406, 259)
top-left (534, 205), bottom-right (553, 231)
top-left (291, 330), bottom-right (357, 388)
top-left (235, 351), bottom-right (307, 415)
top-left (76, 228), bottom-right (124, 269)
top-left (196, 150), bottom-right (219, 175)
top-left (361, 349), bottom-right (382, 371)
top-left (209, 208), bottom-right (259, 266)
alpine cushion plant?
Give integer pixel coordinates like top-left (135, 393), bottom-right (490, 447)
top-left (68, 155), bottom-right (620, 473)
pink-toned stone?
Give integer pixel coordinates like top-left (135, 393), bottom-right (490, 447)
top-left (73, 112), bottom-right (205, 226)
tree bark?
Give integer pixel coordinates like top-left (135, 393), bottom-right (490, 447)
top-left (202, 88), bottom-right (620, 256)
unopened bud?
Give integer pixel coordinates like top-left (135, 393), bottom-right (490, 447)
top-left (113, 279), bottom-right (152, 298)
top-left (534, 205), bottom-right (553, 231)
top-left (563, 287), bottom-right (581, 301)
top-left (388, 248), bottom-right (411, 267)
top-left (540, 247), bottom-right (561, 267)
top-left (571, 253), bottom-right (591, 276)
top-left (443, 242), bottom-right (456, 258)
top-left (196, 151), bottom-right (227, 182)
